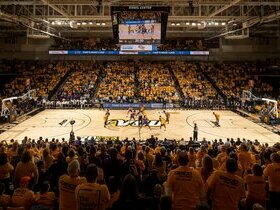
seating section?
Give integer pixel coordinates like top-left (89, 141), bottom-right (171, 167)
top-left (96, 62), bottom-right (135, 103)
top-left (138, 62), bottom-right (179, 102)
top-left (3, 61), bottom-right (69, 98)
top-left (172, 61), bottom-right (217, 100)
top-left (56, 61), bottom-right (100, 101)
top-left (201, 62), bottom-right (274, 99)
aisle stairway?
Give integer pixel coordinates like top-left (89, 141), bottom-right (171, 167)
top-left (134, 61), bottom-right (140, 100)
top-left (91, 63), bottom-right (106, 99)
top-left (167, 63), bottom-right (185, 103)
top-left (197, 63), bottom-right (227, 103)
top-left (49, 66), bottom-right (75, 100)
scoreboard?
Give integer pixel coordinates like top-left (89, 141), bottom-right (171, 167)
top-left (111, 6), bottom-right (169, 47)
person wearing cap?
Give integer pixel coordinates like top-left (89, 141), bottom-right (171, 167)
top-left (11, 176), bottom-right (35, 210)
top-left (75, 164), bottom-right (110, 210)
top-left (165, 151), bottom-right (205, 210)
top-left (59, 159), bottom-right (86, 210)
top-left (263, 153), bottom-right (280, 209)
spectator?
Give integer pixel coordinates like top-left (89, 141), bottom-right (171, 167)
top-left (11, 176), bottom-right (35, 210)
top-left (0, 183), bottom-right (11, 209)
top-left (0, 153), bottom-right (14, 194)
top-left (58, 160), bottom-right (86, 210)
top-left (238, 144), bottom-right (252, 177)
top-left (14, 151), bottom-right (38, 187)
top-left (152, 153), bottom-right (167, 182)
top-left (206, 158), bottom-right (246, 210)
top-left (263, 153), bottom-right (280, 210)
top-left (75, 164), bottom-right (110, 210)
top-left (35, 181), bottom-right (56, 209)
top-left (166, 151), bottom-right (205, 210)
top-left (111, 174), bottom-right (144, 210)
top-left (46, 153), bottom-right (67, 194)
top-left (199, 155), bottom-right (214, 183)
top-left (42, 148), bottom-right (54, 170)
top-left (243, 164), bottom-right (266, 210)
top-left (106, 176), bottom-right (120, 209)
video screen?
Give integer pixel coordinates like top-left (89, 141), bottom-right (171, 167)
top-left (118, 11), bottom-right (161, 44)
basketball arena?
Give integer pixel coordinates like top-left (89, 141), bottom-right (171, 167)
top-left (0, 1), bottom-right (280, 210)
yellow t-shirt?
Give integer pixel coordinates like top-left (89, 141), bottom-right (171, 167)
top-left (11, 187), bottom-right (35, 210)
top-left (206, 170), bottom-right (246, 210)
top-left (160, 117), bottom-right (166, 125)
top-left (216, 152), bottom-right (227, 166)
top-left (0, 194), bottom-right (11, 209)
top-left (188, 154), bottom-right (196, 168)
top-left (75, 182), bottom-right (110, 210)
top-left (0, 162), bottom-right (14, 179)
top-left (14, 161), bottom-right (38, 184)
top-left (244, 175), bottom-right (266, 200)
top-left (238, 151), bottom-right (252, 175)
top-left (166, 166), bottom-right (204, 210)
top-left (44, 156), bottom-right (55, 170)
top-left (263, 163), bottom-right (280, 192)
top-left (59, 175), bottom-right (87, 210)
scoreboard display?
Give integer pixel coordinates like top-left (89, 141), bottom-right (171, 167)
top-left (111, 6), bottom-right (169, 45)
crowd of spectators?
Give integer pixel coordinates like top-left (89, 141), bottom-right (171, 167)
top-left (171, 61), bottom-right (224, 109)
top-left (200, 62), bottom-right (274, 100)
top-left (50, 38), bottom-right (216, 51)
top-left (3, 61), bottom-right (70, 99)
top-left (172, 62), bottom-right (217, 100)
top-left (56, 62), bottom-right (101, 101)
top-left (138, 62), bottom-right (180, 103)
top-left (50, 39), bottom-right (118, 51)
top-left (0, 61), bottom-right (71, 119)
top-left (0, 135), bottom-right (279, 210)
top-left (96, 62), bottom-right (135, 103)
top-left (158, 39), bottom-right (206, 51)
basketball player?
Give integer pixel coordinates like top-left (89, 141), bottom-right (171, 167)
top-left (159, 115), bottom-right (166, 131)
top-left (138, 110), bottom-right (143, 127)
top-left (213, 112), bottom-right (220, 127)
top-left (127, 106), bottom-right (133, 117)
top-left (104, 109), bottom-right (110, 128)
top-left (163, 110), bottom-right (170, 124)
top-left (193, 123), bottom-right (198, 141)
top-left (140, 105), bottom-right (145, 114)
top-left (129, 110), bottom-right (136, 122)
top-left (142, 115), bottom-right (151, 129)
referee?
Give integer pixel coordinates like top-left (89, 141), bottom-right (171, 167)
top-left (193, 123), bottom-right (198, 141)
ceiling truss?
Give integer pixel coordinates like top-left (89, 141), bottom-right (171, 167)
top-left (0, 0), bottom-right (279, 38)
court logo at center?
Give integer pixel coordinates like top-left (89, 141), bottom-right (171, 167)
top-left (108, 119), bottom-right (161, 127)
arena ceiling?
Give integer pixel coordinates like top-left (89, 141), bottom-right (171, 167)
top-left (0, 0), bottom-right (279, 39)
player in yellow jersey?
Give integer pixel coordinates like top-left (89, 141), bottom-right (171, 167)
top-left (159, 115), bottom-right (166, 131)
top-left (213, 112), bottom-right (220, 127)
top-left (140, 105), bottom-right (145, 115)
top-left (104, 109), bottom-right (110, 128)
